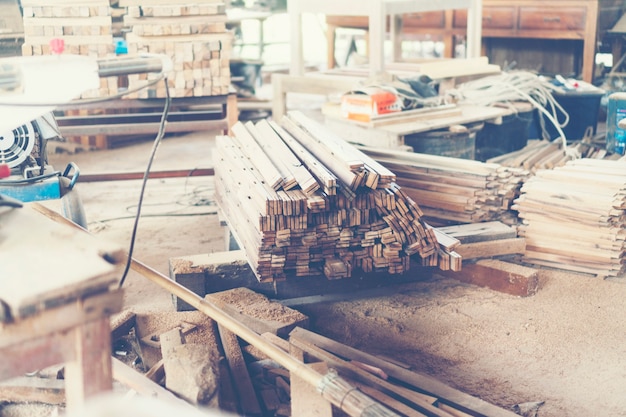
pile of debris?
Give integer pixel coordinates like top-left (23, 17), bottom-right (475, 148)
top-left (0, 287), bottom-right (520, 417)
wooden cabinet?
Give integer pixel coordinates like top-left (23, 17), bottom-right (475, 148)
top-left (326, 0), bottom-right (626, 82)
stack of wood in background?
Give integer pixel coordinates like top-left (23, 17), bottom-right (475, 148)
top-left (20, 0), bottom-right (115, 98)
top-left (120, 0), bottom-right (231, 98)
top-left (360, 147), bottom-right (528, 226)
top-left (513, 159), bottom-right (626, 278)
top-left (214, 111), bottom-right (460, 283)
top-left (488, 139), bottom-right (622, 172)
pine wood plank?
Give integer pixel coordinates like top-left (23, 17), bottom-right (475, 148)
top-left (455, 238), bottom-right (526, 259)
top-left (231, 122), bottom-right (284, 191)
top-left (218, 324), bottom-right (263, 416)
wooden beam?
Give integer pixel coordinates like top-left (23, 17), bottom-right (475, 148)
top-left (437, 259), bottom-right (541, 297)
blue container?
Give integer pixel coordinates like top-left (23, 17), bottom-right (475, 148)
top-left (528, 82), bottom-right (605, 141)
top-left (606, 92), bottom-right (626, 155)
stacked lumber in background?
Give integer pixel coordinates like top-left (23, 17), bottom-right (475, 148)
top-left (360, 147), bottom-right (528, 226)
top-left (120, 0), bottom-right (231, 98)
top-left (513, 159), bottom-right (626, 278)
top-left (488, 139), bottom-right (622, 173)
top-left (20, 0), bottom-right (115, 98)
top-left (214, 111), bottom-right (461, 282)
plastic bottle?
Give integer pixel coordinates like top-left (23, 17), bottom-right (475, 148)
top-left (606, 92), bottom-right (626, 155)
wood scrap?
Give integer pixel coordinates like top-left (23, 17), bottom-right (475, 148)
top-left (205, 288), bottom-right (309, 337)
top-left (0, 376), bottom-right (65, 405)
top-left (218, 324), bottom-right (263, 416)
top-left (289, 327), bottom-right (520, 417)
top-left (111, 357), bottom-right (195, 409)
top-left (289, 334), bottom-right (455, 417)
top-left (160, 326), bottom-right (221, 407)
top-left (437, 259), bottom-right (541, 297)
top-left (214, 111), bottom-right (459, 282)
top-left (512, 158), bottom-right (626, 277)
top-left (487, 138), bottom-right (619, 173)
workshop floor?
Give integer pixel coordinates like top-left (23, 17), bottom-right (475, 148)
top-left (45, 125), bottom-right (626, 417)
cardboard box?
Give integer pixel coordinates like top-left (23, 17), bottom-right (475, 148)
top-left (340, 86), bottom-right (400, 122)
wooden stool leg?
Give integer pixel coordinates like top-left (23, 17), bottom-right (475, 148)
top-left (64, 317), bottom-right (113, 411)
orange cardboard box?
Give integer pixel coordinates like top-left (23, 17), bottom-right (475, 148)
top-left (340, 87), bottom-right (400, 122)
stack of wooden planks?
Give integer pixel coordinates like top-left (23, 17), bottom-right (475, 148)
top-left (513, 158), bottom-right (626, 278)
top-left (214, 111), bottom-right (461, 282)
top-left (120, 0), bottom-right (232, 98)
top-left (488, 139), bottom-right (623, 173)
top-left (20, 0), bottom-right (115, 98)
top-left (359, 146), bottom-right (528, 226)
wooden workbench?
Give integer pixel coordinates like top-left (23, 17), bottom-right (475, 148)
top-left (271, 57), bottom-right (501, 120)
top-left (0, 203), bottom-right (125, 411)
top-left (323, 103), bottom-right (507, 149)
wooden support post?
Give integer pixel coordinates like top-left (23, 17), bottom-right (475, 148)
top-left (64, 317), bottom-right (114, 412)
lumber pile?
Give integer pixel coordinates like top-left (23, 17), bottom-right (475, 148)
top-left (513, 158), bottom-right (626, 278)
top-left (488, 139), bottom-right (623, 172)
top-left (20, 0), bottom-right (115, 98)
top-left (359, 146), bottom-right (528, 226)
top-left (214, 111), bottom-right (461, 283)
top-left (120, 0), bottom-right (231, 98)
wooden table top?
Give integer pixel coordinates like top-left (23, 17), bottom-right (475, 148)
top-left (0, 203), bottom-right (124, 322)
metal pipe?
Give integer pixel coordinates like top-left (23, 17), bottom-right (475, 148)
top-left (97, 55), bottom-right (167, 78)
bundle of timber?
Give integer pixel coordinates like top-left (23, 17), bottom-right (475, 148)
top-left (513, 159), bottom-right (626, 278)
top-left (120, 0), bottom-right (231, 98)
top-left (488, 139), bottom-right (621, 172)
top-left (214, 111), bottom-right (460, 282)
top-left (20, 0), bottom-right (115, 98)
top-left (359, 146), bottom-right (528, 226)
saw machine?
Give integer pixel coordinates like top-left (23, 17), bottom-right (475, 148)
top-left (0, 112), bottom-right (85, 224)
top-left (0, 52), bottom-right (171, 227)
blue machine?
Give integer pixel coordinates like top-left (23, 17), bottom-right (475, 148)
top-left (0, 113), bottom-right (86, 226)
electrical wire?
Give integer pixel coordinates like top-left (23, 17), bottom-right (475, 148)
top-left (446, 71), bottom-right (574, 153)
top-left (117, 77), bottom-right (171, 288)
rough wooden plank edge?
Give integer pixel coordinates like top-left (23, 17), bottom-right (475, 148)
top-left (437, 259), bottom-right (541, 297)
